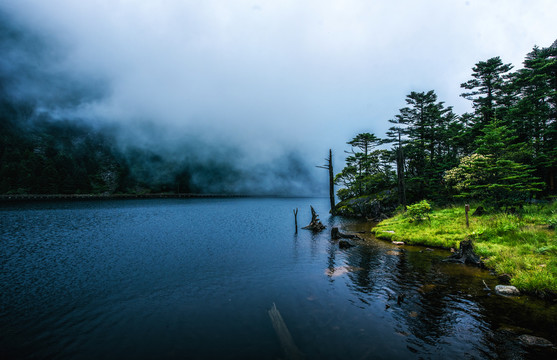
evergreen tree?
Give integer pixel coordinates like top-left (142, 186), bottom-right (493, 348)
top-left (509, 43), bottom-right (557, 192)
top-left (444, 120), bottom-right (544, 209)
top-left (395, 90), bottom-right (452, 201)
top-left (460, 57), bottom-right (514, 134)
top-left (335, 132), bottom-right (393, 200)
top-left (385, 115), bottom-right (407, 207)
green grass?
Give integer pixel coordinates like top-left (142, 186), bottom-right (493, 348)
top-left (372, 202), bottom-right (557, 298)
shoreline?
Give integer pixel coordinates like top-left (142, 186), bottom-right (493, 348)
top-left (370, 203), bottom-right (557, 300)
top-left (0, 193), bottom-right (246, 203)
top-left (0, 193), bottom-right (324, 203)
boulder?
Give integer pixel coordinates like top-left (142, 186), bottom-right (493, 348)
top-left (495, 285), bottom-right (520, 296)
top-left (518, 334), bottom-right (554, 347)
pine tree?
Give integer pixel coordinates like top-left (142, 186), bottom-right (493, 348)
top-left (509, 43), bottom-right (557, 191)
top-left (460, 57), bottom-right (514, 134)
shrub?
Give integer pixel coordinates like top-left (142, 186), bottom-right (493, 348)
top-left (406, 200), bottom-right (431, 223)
top-left (548, 211), bottom-right (557, 229)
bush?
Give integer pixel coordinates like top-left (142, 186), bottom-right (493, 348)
top-left (406, 200), bottom-right (431, 223)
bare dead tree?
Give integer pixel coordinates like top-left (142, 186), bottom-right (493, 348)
top-left (317, 149), bottom-right (336, 215)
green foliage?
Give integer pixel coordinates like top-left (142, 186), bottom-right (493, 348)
top-left (444, 120), bottom-right (544, 209)
top-left (406, 200), bottom-right (431, 223)
top-left (548, 213), bottom-right (557, 230)
top-left (373, 202), bottom-right (557, 297)
top-left (335, 132), bottom-right (395, 199)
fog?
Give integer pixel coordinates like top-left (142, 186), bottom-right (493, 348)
top-left (1, 0), bottom-right (556, 194)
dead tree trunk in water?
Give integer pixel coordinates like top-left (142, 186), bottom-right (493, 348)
top-left (317, 149), bottom-right (336, 215)
top-left (293, 208), bottom-right (298, 234)
top-left (302, 206), bottom-right (326, 232)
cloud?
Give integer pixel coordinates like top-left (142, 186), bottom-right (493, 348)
top-left (1, 0), bottom-right (556, 193)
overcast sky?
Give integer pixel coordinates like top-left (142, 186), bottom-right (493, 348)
top-left (2, 0), bottom-right (557, 191)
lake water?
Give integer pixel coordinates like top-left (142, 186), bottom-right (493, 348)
top-left (1, 198), bottom-right (556, 359)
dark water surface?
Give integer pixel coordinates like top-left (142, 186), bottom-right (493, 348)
top-left (1, 198), bottom-right (556, 359)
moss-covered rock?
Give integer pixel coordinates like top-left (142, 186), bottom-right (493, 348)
top-left (335, 190), bottom-right (397, 219)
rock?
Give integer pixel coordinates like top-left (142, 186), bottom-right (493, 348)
top-left (518, 334), bottom-right (554, 347)
top-left (385, 230), bottom-right (395, 234)
top-left (472, 206), bottom-right (485, 216)
top-left (339, 240), bottom-right (355, 249)
top-left (386, 250), bottom-right (402, 256)
top-left (324, 266), bottom-right (363, 277)
top-left (392, 241), bottom-right (404, 245)
top-left (377, 213), bottom-right (389, 221)
top-left (334, 190), bottom-right (398, 219)
top-left (495, 285), bottom-right (520, 296)
top-left (332, 227), bottom-right (363, 241)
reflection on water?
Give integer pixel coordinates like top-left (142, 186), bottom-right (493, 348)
top-left (336, 219), bottom-right (557, 360)
top-left (1, 199), bottom-right (556, 360)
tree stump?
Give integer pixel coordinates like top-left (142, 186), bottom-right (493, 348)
top-left (302, 206), bottom-right (326, 232)
top-left (443, 239), bottom-right (482, 266)
top-left (472, 206), bottom-right (485, 216)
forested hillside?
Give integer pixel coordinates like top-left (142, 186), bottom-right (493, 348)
top-left (0, 96), bottom-right (199, 195)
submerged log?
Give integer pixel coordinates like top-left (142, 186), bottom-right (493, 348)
top-left (302, 206), bottom-right (326, 232)
top-left (268, 303), bottom-right (305, 360)
top-left (443, 239), bottom-right (482, 266)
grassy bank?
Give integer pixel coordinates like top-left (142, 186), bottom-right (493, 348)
top-left (372, 202), bottom-right (557, 298)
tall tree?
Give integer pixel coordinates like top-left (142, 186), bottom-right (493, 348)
top-left (460, 56), bottom-right (513, 130)
top-left (509, 43), bottom-right (557, 191)
top-left (395, 90), bottom-right (452, 201)
top-left (335, 133), bottom-right (393, 200)
top-left (346, 133), bottom-right (381, 177)
top-left (385, 115), bottom-right (407, 207)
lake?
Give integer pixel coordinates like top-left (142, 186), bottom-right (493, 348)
top-left (1, 198), bottom-right (556, 359)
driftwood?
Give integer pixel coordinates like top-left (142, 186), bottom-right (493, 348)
top-left (302, 206), bottom-right (326, 232)
top-left (443, 239), bottom-right (482, 266)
